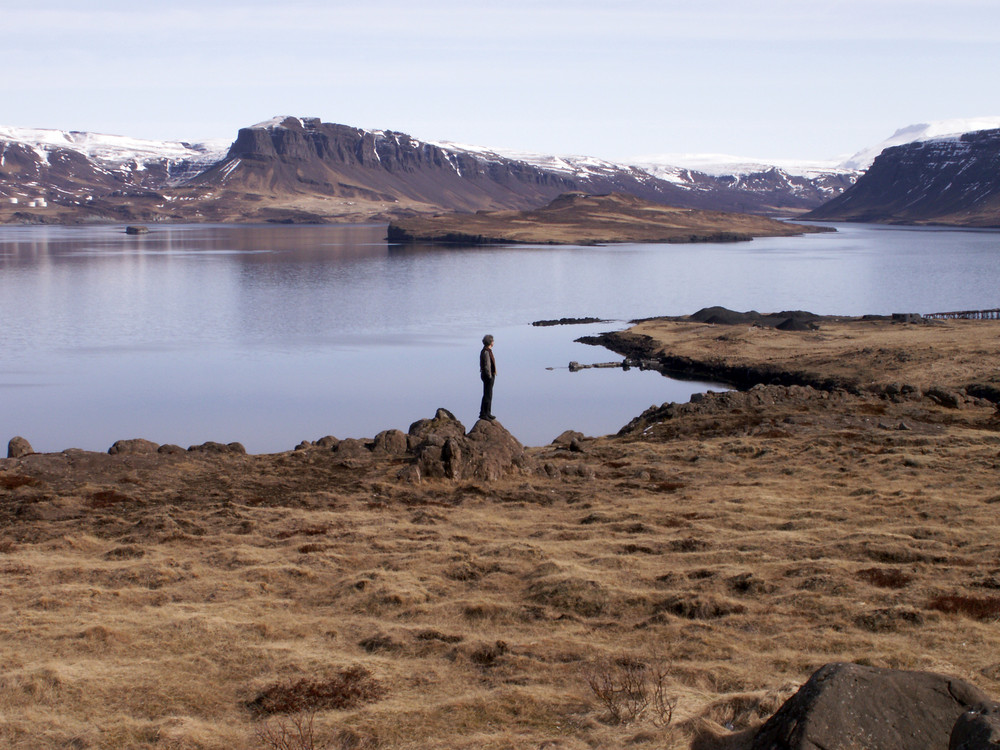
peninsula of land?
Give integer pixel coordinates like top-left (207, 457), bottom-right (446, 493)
top-left (2, 312), bottom-right (1000, 749)
top-left (387, 192), bottom-right (830, 245)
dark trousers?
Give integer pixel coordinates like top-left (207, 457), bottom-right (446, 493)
top-left (480, 377), bottom-right (494, 418)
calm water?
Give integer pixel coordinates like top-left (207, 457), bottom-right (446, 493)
top-left (1, 221), bottom-right (998, 453)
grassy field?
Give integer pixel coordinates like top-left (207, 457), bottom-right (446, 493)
top-left (2, 317), bottom-right (1000, 749)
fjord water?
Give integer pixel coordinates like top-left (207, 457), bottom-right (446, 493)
top-left (1, 221), bottom-right (998, 454)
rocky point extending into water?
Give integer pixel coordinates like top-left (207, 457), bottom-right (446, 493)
top-left (387, 192), bottom-right (831, 246)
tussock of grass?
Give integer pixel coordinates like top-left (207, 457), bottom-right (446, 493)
top-left (928, 594), bottom-right (1000, 620)
top-left (245, 667), bottom-right (384, 717)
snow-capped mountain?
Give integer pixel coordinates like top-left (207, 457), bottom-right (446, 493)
top-left (2, 115), bottom-right (999, 226)
top-left (0, 126), bottom-right (229, 174)
top-left (629, 153), bottom-right (858, 211)
top-left (805, 126), bottom-right (1000, 226)
top-left (421, 140), bottom-right (858, 213)
top-left (838, 117), bottom-right (1000, 171)
top-left (0, 125), bottom-right (230, 217)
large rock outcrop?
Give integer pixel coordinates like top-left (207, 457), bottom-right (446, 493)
top-left (951, 701), bottom-right (1000, 750)
top-left (7, 436), bottom-right (33, 458)
top-left (406, 408), bottom-right (530, 481)
top-left (749, 663), bottom-right (991, 750)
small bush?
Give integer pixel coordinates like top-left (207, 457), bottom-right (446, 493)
top-left (470, 640), bottom-right (509, 668)
top-left (276, 524), bottom-right (330, 540)
top-left (254, 711), bottom-right (321, 750)
top-left (583, 654), bottom-right (676, 726)
top-left (414, 629), bottom-right (463, 644)
top-left (928, 594), bottom-right (1000, 621)
top-left (246, 666), bottom-right (384, 717)
top-left (856, 567), bottom-right (912, 589)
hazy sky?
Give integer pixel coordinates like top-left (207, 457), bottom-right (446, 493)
top-left (5, 0), bottom-right (999, 162)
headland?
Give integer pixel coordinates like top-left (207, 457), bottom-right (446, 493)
top-left (387, 192), bottom-right (831, 245)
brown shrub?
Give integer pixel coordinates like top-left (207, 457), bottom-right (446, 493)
top-left (854, 607), bottom-right (925, 632)
top-left (245, 666), bottom-right (384, 717)
top-left (103, 545), bottom-right (145, 560)
top-left (527, 577), bottom-right (609, 617)
top-left (276, 524), bottom-right (330, 540)
top-left (928, 594), bottom-right (1000, 621)
top-left (414, 630), bottom-right (463, 644)
top-left (856, 567), bottom-right (912, 589)
top-left (358, 634), bottom-right (400, 654)
top-left (582, 654), bottom-right (676, 726)
top-left (470, 640), bottom-right (509, 668)
top-left (653, 594), bottom-right (746, 620)
top-left (669, 537), bottom-right (710, 553)
top-left (257, 712), bottom-right (380, 750)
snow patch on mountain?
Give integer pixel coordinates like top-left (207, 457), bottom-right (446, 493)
top-left (429, 140), bottom-right (656, 181)
top-left (840, 117), bottom-right (1000, 170)
top-left (629, 153), bottom-right (854, 180)
top-left (0, 125), bottom-right (230, 171)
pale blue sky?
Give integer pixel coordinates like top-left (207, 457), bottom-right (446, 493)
top-left (4, 0), bottom-right (999, 161)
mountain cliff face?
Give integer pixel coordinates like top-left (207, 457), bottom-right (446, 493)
top-left (191, 116), bottom-right (582, 211)
top-left (805, 129), bottom-right (1000, 227)
top-left (0, 116), bottom-right (856, 225)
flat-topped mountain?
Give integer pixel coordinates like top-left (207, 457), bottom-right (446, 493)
top-left (805, 128), bottom-right (1000, 227)
top-left (6, 115), bottom-right (1000, 227)
top-left (387, 191), bottom-right (829, 245)
top-left (0, 116), bottom-right (858, 225)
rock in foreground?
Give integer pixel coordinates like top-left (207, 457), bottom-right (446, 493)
top-left (750, 662), bottom-right (990, 750)
top-left (408, 408), bottom-right (530, 481)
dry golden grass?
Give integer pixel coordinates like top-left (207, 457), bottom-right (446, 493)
top-left (2, 318), bottom-right (1000, 749)
top-left (625, 316), bottom-right (1000, 392)
top-left (388, 193), bottom-right (820, 245)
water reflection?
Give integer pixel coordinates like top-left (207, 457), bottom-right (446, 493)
top-left (1, 221), bottom-right (998, 453)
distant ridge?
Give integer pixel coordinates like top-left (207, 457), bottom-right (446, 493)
top-left (0, 116), bottom-right (858, 225)
top-left (805, 128), bottom-right (1000, 227)
top-left (2, 115), bottom-right (999, 226)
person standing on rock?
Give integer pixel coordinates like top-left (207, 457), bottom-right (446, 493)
top-left (479, 334), bottom-right (497, 421)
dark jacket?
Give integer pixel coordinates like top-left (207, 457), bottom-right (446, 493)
top-left (480, 346), bottom-right (496, 381)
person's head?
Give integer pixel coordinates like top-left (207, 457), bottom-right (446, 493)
top-left (482, 334), bottom-right (494, 347)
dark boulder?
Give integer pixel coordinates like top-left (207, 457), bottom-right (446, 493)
top-left (372, 429), bottom-right (408, 455)
top-left (951, 701), bottom-right (1000, 749)
top-left (408, 409), bottom-right (530, 481)
top-left (188, 441), bottom-right (246, 454)
top-left (551, 430), bottom-right (585, 447)
top-left (108, 438), bottom-right (160, 455)
top-left (750, 662), bottom-right (990, 750)
top-left (926, 386), bottom-right (964, 409)
top-left (7, 436), bottom-right (33, 458)
top-left (408, 408), bottom-right (466, 443)
top-left (334, 438), bottom-right (372, 460)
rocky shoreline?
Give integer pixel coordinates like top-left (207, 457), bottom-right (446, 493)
top-left (3, 311), bottom-right (1000, 749)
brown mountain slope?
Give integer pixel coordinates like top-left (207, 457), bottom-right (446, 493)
top-left (805, 129), bottom-right (1000, 227)
top-left (387, 191), bottom-right (830, 245)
